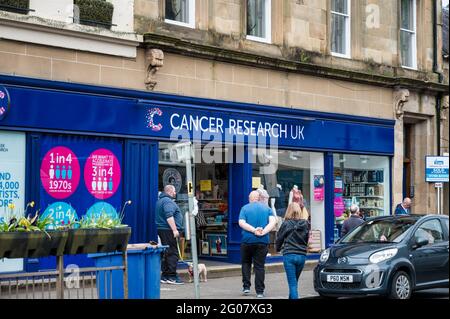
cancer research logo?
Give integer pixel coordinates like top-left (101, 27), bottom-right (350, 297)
top-left (0, 86), bottom-right (11, 121)
top-left (146, 108), bottom-right (163, 132)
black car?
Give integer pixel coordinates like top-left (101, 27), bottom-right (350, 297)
top-left (314, 214), bottom-right (449, 299)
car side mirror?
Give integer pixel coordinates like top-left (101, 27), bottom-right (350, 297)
top-left (414, 237), bottom-right (429, 249)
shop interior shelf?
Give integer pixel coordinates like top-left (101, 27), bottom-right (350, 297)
top-left (344, 195), bottom-right (384, 199)
top-left (346, 182), bottom-right (383, 184)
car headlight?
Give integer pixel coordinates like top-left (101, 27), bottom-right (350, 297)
top-left (369, 248), bottom-right (398, 264)
top-left (320, 248), bottom-right (330, 263)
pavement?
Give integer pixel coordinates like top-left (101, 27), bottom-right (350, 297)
top-left (161, 259), bottom-right (449, 300)
top-left (161, 268), bottom-right (318, 299)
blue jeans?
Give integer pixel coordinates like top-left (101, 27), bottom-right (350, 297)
top-left (283, 254), bottom-right (306, 299)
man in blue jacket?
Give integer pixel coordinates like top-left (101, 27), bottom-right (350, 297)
top-left (394, 197), bottom-right (412, 216)
top-left (156, 185), bottom-right (184, 285)
top-left (239, 191), bottom-right (277, 298)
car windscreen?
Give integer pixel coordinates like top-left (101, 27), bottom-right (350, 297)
top-left (340, 218), bottom-right (418, 244)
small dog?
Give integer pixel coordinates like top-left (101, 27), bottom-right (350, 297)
top-left (187, 262), bottom-right (207, 283)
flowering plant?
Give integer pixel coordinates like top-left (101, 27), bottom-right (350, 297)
top-left (0, 201), bottom-right (53, 236)
top-left (78, 200), bottom-right (131, 230)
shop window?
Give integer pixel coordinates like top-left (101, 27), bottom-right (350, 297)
top-left (333, 154), bottom-right (390, 242)
top-left (252, 149), bottom-right (325, 255)
top-left (165, 0), bottom-right (195, 28)
top-left (331, 0), bottom-right (351, 58)
top-left (158, 143), bottom-right (229, 259)
top-left (246, 0), bottom-right (271, 43)
top-left (400, 0), bottom-right (417, 69)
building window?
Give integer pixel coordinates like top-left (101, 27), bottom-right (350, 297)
top-left (400, 0), bottom-right (417, 69)
top-left (247, 0), bottom-right (271, 43)
top-left (165, 0), bottom-right (195, 28)
top-left (331, 0), bottom-right (351, 58)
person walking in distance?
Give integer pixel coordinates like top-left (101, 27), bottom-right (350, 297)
top-left (394, 197), bottom-right (412, 216)
top-left (239, 191), bottom-right (277, 298)
top-left (276, 203), bottom-right (310, 299)
top-left (341, 204), bottom-right (364, 237)
top-left (156, 185), bottom-right (184, 285)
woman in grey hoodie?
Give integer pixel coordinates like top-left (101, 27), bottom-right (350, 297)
top-left (276, 202), bottom-right (310, 299)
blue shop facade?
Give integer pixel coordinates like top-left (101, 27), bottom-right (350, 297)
top-left (0, 74), bottom-right (394, 273)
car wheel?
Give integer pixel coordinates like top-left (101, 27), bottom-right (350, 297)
top-left (389, 271), bottom-right (412, 300)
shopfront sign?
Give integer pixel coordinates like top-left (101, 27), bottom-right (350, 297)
top-left (425, 156), bottom-right (449, 182)
top-left (0, 86), bottom-right (10, 121)
top-left (1, 86), bottom-right (395, 154)
top-left (0, 131), bottom-right (25, 273)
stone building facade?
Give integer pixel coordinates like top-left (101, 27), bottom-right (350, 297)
top-left (0, 0), bottom-right (448, 217)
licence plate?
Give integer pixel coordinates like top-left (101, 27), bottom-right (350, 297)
top-left (326, 275), bottom-right (353, 283)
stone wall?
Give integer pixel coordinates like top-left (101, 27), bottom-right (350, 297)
top-left (134, 0), bottom-right (443, 79)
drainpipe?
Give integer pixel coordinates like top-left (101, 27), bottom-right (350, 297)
top-left (433, 0), bottom-right (444, 155)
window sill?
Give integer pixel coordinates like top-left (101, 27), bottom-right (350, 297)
top-left (0, 11), bottom-right (142, 58)
top-left (165, 19), bottom-right (195, 29)
top-left (331, 52), bottom-right (352, 60)
top-left (246, 35), bottom-right (272, 44)
top-left (401, 65), bottom-right (418, 71)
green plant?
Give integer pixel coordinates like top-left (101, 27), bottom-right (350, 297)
top-left (79, 211), bottom-right (127, 229)
top-left (0, 0), bottom-right (29, 14)
top-left (74, 0), bottom-right (114, 29)
top-left (0, 201), bottom-right (55, 234)
top-left (78, 200), bottom-right (131, 229)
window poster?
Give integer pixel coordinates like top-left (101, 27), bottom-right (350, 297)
top-left (39, 135), bottom-right (123, 230)
top-left (313, 175), bottom-right (325, 201)
top-left (0, 131), bottom-right (25, 273)
top-left (334, 176), bottom-right (344, 217)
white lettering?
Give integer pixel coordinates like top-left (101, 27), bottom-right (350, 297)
top-left (298, 126), bottom-right (305, 140)
top-left (229, 119), bottom-right (237, 135)
top-left (199, 116), bottom-right (209, 132)
top-left (180, 115), bottom-right (189, 130)
top-left (217, 118), bottom-right (224, 134)
top-left (170, 113), bottom-right (180, 129)
top-left (280, 124), bottom-right (288, 139)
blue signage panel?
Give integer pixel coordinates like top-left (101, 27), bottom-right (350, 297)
top-left (0, 86), bottom-right (394, 154)
top-left (425, 156), bottom-right (449, 182)
top-left (38, 135), bottom-right (123, 268)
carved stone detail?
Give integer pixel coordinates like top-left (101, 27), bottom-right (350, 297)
top-left (441, 96), bottom-right (449, 121)
top-left (145, 49), bottom-right (164, 91)
top-left (393, 88), bottom-right (410, 119)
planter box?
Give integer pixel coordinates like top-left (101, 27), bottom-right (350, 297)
top-left (74, 0), bottom-right (114, 29)
top-left (65, 227), bottom-right (131, 255)
top-left (0, 231), bottom-right (68, 259)
top-left (0, 0), bottom-right (29, 14)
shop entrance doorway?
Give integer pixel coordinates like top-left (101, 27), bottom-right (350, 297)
top-left (158, 143), bottom-right (229, 260)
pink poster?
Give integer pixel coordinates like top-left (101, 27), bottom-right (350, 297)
top-left (40, 146), bottom-right (80, 199)
top-left (314, 187), bottom-right (324, 201)
top-left (313, 175), bottom-right (324, 201)
top-left (84, 148), bottom-right (121, 199)
top-left (334, 196), bottom-right (345, 217)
